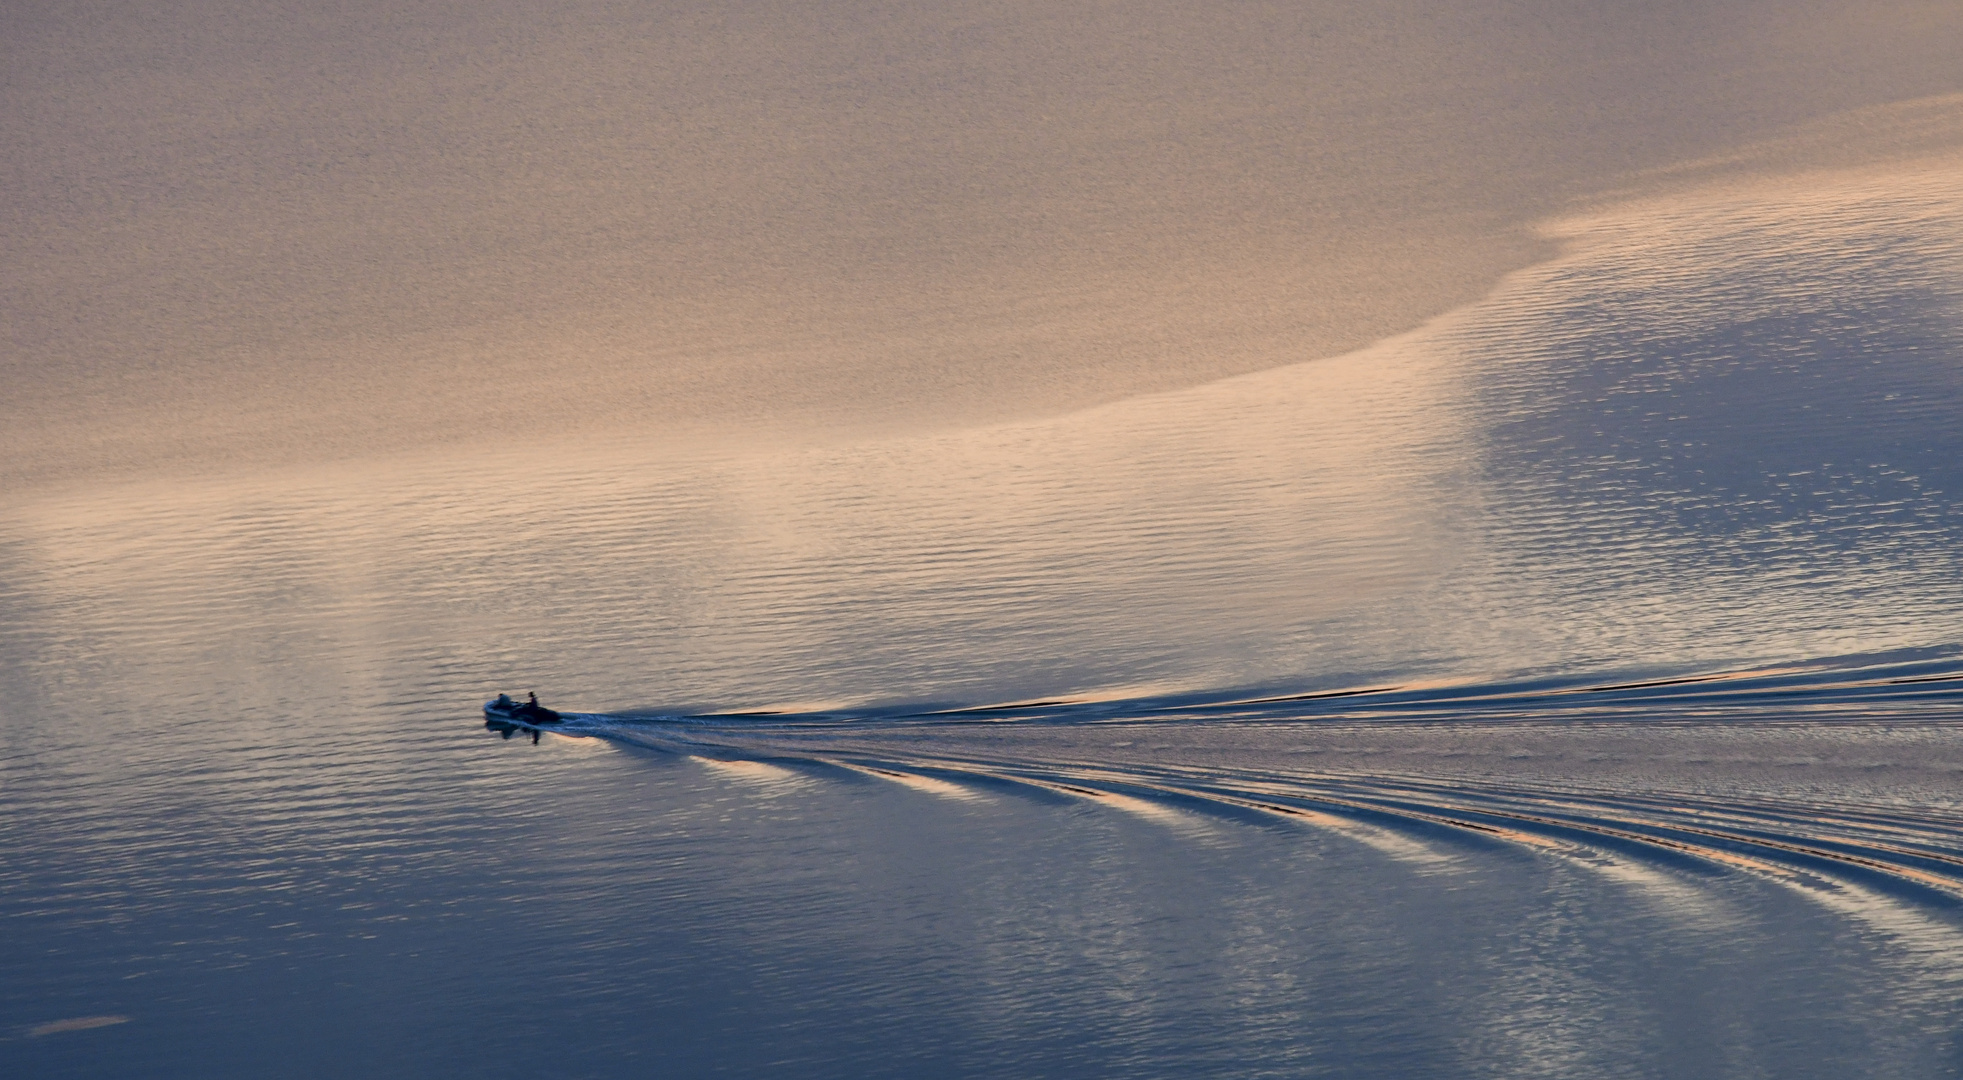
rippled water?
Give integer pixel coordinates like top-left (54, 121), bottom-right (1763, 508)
top-left (5, 159), bottom-right (1963, 1076)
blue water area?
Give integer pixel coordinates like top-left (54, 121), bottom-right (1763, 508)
top-left (7, 659), bottom-right (1963, 1077)
top-left (5, 167), bottom-right (1963, 1076)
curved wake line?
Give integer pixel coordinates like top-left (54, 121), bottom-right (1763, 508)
top-left (494, 649), bottom-right (1963, 977)
top-left (567, 710), bottom-right (1963, 904)
top-left (594, 646), bottom-right (1963, 730)
top-left (723, 746), bottom-right (1963, 993)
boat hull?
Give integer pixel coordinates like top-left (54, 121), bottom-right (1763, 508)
top-left (484, 700), bottom-right (563, 725)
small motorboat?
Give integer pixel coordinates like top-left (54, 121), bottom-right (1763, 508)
top-left (484, 692), bottom-right (563, 725)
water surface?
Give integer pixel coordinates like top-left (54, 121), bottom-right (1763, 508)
top-left (7, 145), bottom-right (1963, 1077)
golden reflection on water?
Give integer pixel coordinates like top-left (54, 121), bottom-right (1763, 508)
top-left (5, 150), bottom-right (1962, 716)
top-left (3, 307), bottom-right (1471, 714)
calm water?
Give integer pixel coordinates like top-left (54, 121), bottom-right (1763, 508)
top-left (5, 149), bottom-right (1963, 1077)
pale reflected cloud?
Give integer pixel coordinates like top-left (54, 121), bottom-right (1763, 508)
top-left (9, 142), bottom-right (1960, 719)
top-left (692, 757), bottom-right (811, 795)
top-left (27, 1015), bottom-right (129, 1038)
top-left (832, 762), bottom-right (989, 803)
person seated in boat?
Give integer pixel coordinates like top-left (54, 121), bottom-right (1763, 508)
top-left (514, 691), bottom-right (559, 723)
top-left (495, 693), bottom-right (514, 709)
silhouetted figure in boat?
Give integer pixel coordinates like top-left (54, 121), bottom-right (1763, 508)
top-left (514, 691), bottom-right (561, 724)
top-left (485, 689), bottom-right (560, 729)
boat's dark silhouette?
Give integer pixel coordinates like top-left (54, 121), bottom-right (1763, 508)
top-left (484, 691), bottom-right (563, 727)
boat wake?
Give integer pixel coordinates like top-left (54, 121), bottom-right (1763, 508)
top-left (498, 650), bottom-right (1963, 938)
